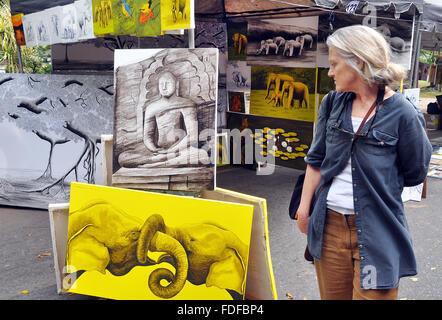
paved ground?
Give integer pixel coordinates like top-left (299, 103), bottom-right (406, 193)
top-left (1, 161), bottom-right (441, 300)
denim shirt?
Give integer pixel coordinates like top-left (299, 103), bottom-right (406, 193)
top-left (305, 91), bottom-right (432, 289)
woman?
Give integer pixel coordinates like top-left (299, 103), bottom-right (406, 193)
top-left (296, 25), bottom-right (432, 300)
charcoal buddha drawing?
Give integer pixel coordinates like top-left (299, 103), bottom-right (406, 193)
top-left (113, 48), bottom-right (218, 191)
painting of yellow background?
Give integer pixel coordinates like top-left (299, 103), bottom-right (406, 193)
top-left (66, 182), bottom-right (253, 300)
top-left (161, 0), bottom-right (193, 31)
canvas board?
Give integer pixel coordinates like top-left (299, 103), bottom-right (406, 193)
top-left (317, 11), bottom-right (414, 70)
top-left (250, 66), bottom-right (317, 122)
top-left (64, 182), bottom-right (253, 300)
top-left (112, 48), bottom-right (218, 191)
top-left (0, 73), bottom-right (114, 209)
top-left (247, 16), bottom-right (318, 68)
top-left (74, 0), bottom-right (95, 41)
top-left (227, 113), bottom-right (313, 170)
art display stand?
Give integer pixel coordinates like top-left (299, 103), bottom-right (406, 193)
top-left (48, 134), bottom-right (277, 300)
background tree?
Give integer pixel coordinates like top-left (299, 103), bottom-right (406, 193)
top-left (0, 0), bottom-right (51, 73)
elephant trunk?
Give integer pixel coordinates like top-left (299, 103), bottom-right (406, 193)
top-left (137, 214), bottom-right (189, 299)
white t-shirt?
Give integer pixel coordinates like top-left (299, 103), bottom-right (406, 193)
top-left (326, 116), bottom-right (363, 215)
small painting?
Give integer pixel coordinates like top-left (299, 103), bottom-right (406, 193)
top-left (160, 0), bottom-right (194, 31)
top-left (92, 0), bottom-right (114, 35)
top-left (246, 16), bottom-right (318, 68)
top-left (135, 0), bottom-right (161, 36)
top-left (250, 66), bottom-right (316, 122)
top-left (228, 91), bottom-right (245, 113)
top-left (227, 113), bottom-right (313, 170)
top-left (227, 22), bottom-right (248, 61)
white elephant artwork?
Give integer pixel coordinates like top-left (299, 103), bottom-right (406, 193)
top-left (283, 39), bottom-right (303, 57)
top-left (256, 39), bottom-right (279, 55)
top-left (232, 71), bottom-right (247, 87)
top-left (296, 34), bottom-right (313, 50)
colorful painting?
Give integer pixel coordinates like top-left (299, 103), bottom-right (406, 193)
top-left (247, 16), bottom-right (318, 68)
top-left (317, 11), bottom-right (414, 69)
top-left (64, 182), bottom-right (253, 300)
top-left (112, 48), bottom-right (218, 191)
top-left (110, 0), bottom-right (136, 35)
top-left (160, 0), bottom-right (194, 31)
top-left (227, 22), bottom-right (248, 61)
top-left (21, 12), bottom-right (38, 47)
top-left (0, 73), bottom-right (114, 209)
top-left (11, 14), bottom-right (26, 46)
top-left (228, 91), bottom-right (245, 113)
top-left (92, 0), bottom-right (114, 35)
top-left (135, 0), bottom-right (161, 36)
top-left (250, 66), bottom-right (316, 122)
top-left (227, 113), bottom-right (313, 170)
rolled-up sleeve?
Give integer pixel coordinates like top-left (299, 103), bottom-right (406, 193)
top-left (305, 93), bottom-right (332, 168)
top-left (397, 107), bottom-right (432, 187)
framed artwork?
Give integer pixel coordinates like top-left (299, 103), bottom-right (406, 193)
top-left (247, 16), bottom-right (318, 68)
top-left (64, 182), bottom-right (253, 300)
top-left (112, 48), bottom-right (218, 191)
top-left (0, 73), bottom-right (114, 209)
top-left (250, 66), bottom-right (317, 122)
top-left (227, 113), bottom-right (313, 170)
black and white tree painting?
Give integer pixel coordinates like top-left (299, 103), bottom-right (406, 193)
top-left (0, 74), bottom-right (114, 209)
top-left (113, 48), bottom-right (218, 191)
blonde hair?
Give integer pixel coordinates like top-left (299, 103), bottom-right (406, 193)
top-left (326, 25), bottom-right (405, 85)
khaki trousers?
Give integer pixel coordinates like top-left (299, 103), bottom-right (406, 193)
top-left (314, 209), bottom-right (399, 300)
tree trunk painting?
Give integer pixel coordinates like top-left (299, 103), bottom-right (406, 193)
top-left (0, 73), bottom-right (114, 209)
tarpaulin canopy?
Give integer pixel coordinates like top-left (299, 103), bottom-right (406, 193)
top-left (312, 0), bottom-right (441, 32)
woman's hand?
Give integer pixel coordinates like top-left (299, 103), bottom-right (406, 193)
top-left (296, 207), bottom-right (310, 234)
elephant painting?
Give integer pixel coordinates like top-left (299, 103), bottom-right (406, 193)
top-left (283, 40), bottom-right (303, 57)
top-left (232, 33), bottom-right (247, 55)
top-left (296, 34), bottom-right (313, 50)
top-left (281, 81), bottom-right (310, 108)
top-left (65, 201), bottom-right (249, 299)
top-left (265, 72), bottom-right (294, 100)
top-left (232, 71), bottom-right (247, 87)
top-left (171, 0), bottom-right (189, 23)
top-left (256, 39), bottom-right (279, 55)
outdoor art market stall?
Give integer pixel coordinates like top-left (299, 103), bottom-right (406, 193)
top-left (0, 0), bottom-right (441, 300)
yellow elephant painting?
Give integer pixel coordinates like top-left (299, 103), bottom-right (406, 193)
top-left (64, 182), bottom-right (253, 300)
top-left (232, 33), bottom-right (248, 56)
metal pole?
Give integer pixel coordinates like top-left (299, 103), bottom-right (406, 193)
top-left (188, 28), bottom-right (195, 49)
top-left (16, 42), bottom-right (23, 73)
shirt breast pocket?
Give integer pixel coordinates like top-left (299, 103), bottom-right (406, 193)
top-left (362, 129), bottom-right (398, 155)
top-left (325, 119), bottom-right (340, 143)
